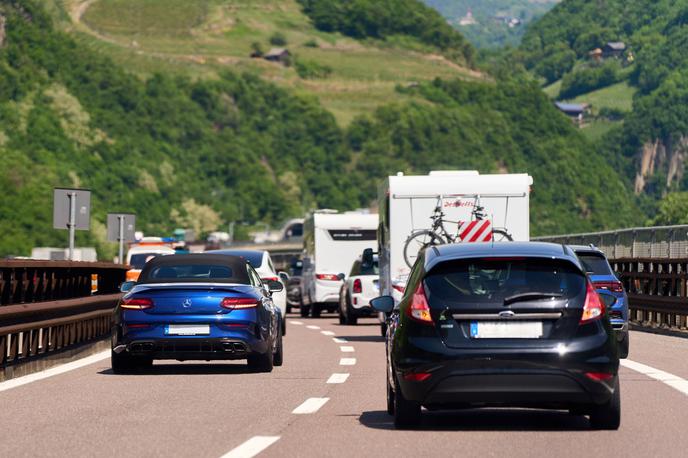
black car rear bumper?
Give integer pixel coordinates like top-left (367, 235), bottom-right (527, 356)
top-left (395, 335), bottom-right (618, 408)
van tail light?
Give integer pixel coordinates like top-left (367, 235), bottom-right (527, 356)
top-left (580, 280), bottom-right (605, 324)
top-left (406, 282), bottom-right (433, 324)
top-left (393, 284), bottom-right (406, 293)
top-left (593, 280), bottom-right (624, 293)
top-left (261, 276), bottom-right (279, 283)
top-left (121, 298), bottom-right (153, 310)
top-left (221, 297), bottom-right (259, 310)
top-left (316, 273), bottom-right (340, 281)
top-left (353, 279), bottom-right (362, 294)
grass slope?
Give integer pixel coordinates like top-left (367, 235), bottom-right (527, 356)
top-left (52, 0), bottom-right (481, 125)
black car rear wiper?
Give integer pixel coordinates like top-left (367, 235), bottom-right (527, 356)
top-left (503, 292), bottom-right (563, 305)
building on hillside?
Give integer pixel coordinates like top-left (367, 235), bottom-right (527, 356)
top-left (264, 48), bottom-right (291, 65)
top-left (458, 9), bottom-right (477, 26)
top-left (589, 48), bottom-right (603, 63)
top-left (603, 42), bottom-right (626, 59)
top-left (555, 102), bottom-right (590, 127)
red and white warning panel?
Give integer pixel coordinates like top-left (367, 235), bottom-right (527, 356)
top-left (458, 220), bottom-right (493, 242)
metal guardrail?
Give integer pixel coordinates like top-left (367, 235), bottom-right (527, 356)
top-left (534, 225), bottom-right (688, 259)
top-left (537, 226), bottom-right (688, 331)
top-left (0, 261), bottom-right (126, 369)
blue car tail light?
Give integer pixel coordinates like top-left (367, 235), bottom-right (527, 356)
top-left (121, 298), bottom-right (154, 310)
top-left (220, 297), bottom-right (259, 310)
top-left (593, 280), bottom-right (624, 293)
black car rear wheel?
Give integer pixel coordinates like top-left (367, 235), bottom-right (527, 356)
top-left (393, 377), bottom-right (421, 428)
top-left (344, 295), bottom-right (358, 325)
top-left (273, 330), bottom-right (284, 367)
top-left (300, 304), bottom-right (310, 317)
top-left (386, 377), bottom-right (395, 415)
top-left (618, 333), bottom-right (629, 359)
top-left (589, 378), bottom-right (621, 430)
top-left (311, 303), bottom-right (321, 318)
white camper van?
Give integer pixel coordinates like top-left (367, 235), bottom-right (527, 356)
top-left (301, 211), bottom-right (379, 317)
top-left (378, 171), bottom-right (533, 303)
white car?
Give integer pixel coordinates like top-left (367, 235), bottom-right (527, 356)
top-left (338, 253), bottom-right (380, 325)
top-left (208, 249), bottom-right (288, 335)
top-left (125, 241), bottom-right (176, 282)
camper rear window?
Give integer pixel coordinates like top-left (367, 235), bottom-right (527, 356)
top-left (328, 230), bottom-right (377, 241)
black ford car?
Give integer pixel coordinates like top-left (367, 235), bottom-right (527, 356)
top-left (372, 242), bottom-right (620, 429)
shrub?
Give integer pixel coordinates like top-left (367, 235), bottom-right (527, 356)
top-left (270, 32), bottom-right (287, 46)
top-left (295, 58), bottom-right (332, 79)
top-left (303, 38), bottom-right (319, 48)
top-left (559, 62), bottom-right (620, 99)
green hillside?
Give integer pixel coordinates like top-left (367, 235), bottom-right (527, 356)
top-left (50, 0), bottom-right (481, 126)
top-left (424, 0), bottom-right (560, 48)
top-left (0, 0), bottom-right (640, 258)
top-left (518, 0), bottom-right (688, 213)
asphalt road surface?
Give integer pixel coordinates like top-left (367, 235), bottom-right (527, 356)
top-left (1, 315), bottom-right (688, 457)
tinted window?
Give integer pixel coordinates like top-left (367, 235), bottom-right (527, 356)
top-left (577, 253), bottom-right (613, 275)
top-left (213, 251), bottom-right (263, 267)
top-left (148, 264), bottom-right (241, 282)
top-left (129, 253), bottom-right (163, 269)
top-left (424, 258), bottom-right (585, 306)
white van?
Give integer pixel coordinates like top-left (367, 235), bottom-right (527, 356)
top-left (378, 171), bottom-right (533, 303)
top-left (301, 211), bottom-right (379, 317)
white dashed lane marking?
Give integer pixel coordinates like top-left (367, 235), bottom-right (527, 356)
top-left (292, 397), bottom-right (330, 414)
top-left (290, 321), bottom-right (303, 325)
top-left (622, 359), bottom-right (688, 396)
top-left (306, 325), bottom-right (321, 330)
top-left (333, 337), bottom-right (347, 344)
top-left (327, 373), bottom-right (350, 384)
top-left (220, 436), bottom-right (280, 458)
top-left (339, 358), bottom-right (356, 366)
top-left (321, 330), bottom-right (335, 336)
top-left (339, 346), bottom-right (355, 352)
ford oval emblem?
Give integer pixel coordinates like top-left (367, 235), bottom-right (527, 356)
top-left (182, 298), bottom-right (192, 308)
top-left (498, 310), bottom-right (515, 319)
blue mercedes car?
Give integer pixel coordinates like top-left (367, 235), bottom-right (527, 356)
top-left (570, 245), bottom-right (629, 358)
top-left (111, 254), bottom-right (284, 373)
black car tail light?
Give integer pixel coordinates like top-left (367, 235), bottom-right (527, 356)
top-left (406, 282), bottom-right (433, 325)
top-left (580, 281), bottom-right (605, 324)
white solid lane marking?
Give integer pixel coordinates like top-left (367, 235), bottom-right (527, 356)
top-left (321, 330), bottom-right (335, 336)
top-left (621, 359), bottom-right (688, 396)
top-left (327, 373), bottom-right (350, 384)
top-left (290, 321), bottom-right (303, 325)
top-left (0, 350), bottom-right (110, 394)
top-left (333, 337), bottom-right (347, 344)
top-left (339, 358), bottom-right (356, 366)
top-left (306, 325), bottom-right (320, 330)
top-left (340, 346), bottom-right (355, 352)
top-left (292, 397), bottom-right (330, 414)
top-left (221, 436), bottom-right (280, 458)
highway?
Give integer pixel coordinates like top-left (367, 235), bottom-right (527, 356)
top-left (2, 315), bottom-right (688, 457)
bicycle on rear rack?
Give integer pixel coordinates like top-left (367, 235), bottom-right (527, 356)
top-left (403, 197), bottom-right (512, 268)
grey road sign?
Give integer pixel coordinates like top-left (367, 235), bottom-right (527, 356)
top-left (107, 213), bottom-right (136, 243)
top-left (53, 188), bottom-right (91, 230)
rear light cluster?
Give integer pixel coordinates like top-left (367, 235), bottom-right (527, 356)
top-left (585, 372), bottom-right (614, 382)
top-left (316, 273), bottom-right (340, 281)
top-left (352, 279), bottom-right (362, 294)
top-left (392, 284), bottom-right (406, 293)
top-left (403, 372), bottom-right (432, 382)
top-left (261, 276), bottom-right (279, 283)
top-left (593, 280), bottom-right (624, 293)
top-left (221, 297), bottom-right (259, 310)
top-left (580, 280), bottom-right (605, 324)
top-left (121, 298), bottom-right (153, 310)
top-left (407, 282), bottom-right (433, 324)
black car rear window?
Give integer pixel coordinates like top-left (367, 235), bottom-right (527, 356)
top-left (576, 253), bottom-right (613, 275)
top-left (209, 250), bottom-right (263, 267)
top-left (424, 258), bottom-right (585, 305)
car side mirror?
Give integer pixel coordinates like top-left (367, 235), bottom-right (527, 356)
top-left (337, 273), bottom-right (346, 281)
top-left (267, 280), bottom-right (284, 293)
top-left (278, 271), bottom-right (290, 283)
top-left (120, 281), bottom-right (136, 293)
top-left (370, 296), bottom-right (394, 313)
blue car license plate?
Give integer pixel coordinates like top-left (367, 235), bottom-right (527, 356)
top-left (165, 324), bottom-right (210, 336)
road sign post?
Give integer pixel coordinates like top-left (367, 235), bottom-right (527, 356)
top-left (53, 188), bottom-right (91, 261)
top-left (107, 213), bottom-right (136, 264)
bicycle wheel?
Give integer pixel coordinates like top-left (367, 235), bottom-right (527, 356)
top-left (403, 230), bottom-right (445, 268)
top-left (492, 229), bottom-right (513, 242)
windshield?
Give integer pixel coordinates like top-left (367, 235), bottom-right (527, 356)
top-left (129, 253), bottom-right (164, 270)
top-left (576, 253), bottom-right (613, 275)
top-left (424, 258), bottom-right (585, 306)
